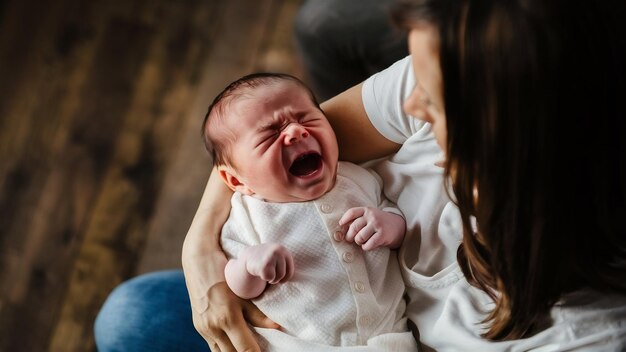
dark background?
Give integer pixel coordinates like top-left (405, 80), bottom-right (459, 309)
top-left (0, 0), bottom-right (303, 350)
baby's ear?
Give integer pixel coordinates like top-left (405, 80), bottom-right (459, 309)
top-left (218, 167), bottom-right (254, 196)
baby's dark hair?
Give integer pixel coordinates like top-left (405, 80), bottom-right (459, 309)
top-left (202, 72), bottom-right (319, 168)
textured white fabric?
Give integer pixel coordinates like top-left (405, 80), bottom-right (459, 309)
top-left (221, 162), bottom-right (418, 351)
top-left (362, 55), bottom-right (626, 351)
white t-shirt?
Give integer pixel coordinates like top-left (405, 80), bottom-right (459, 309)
top-left (221, 162), bottom-right (418, 352)
top-left (362, 56), bottom-right (626, 351)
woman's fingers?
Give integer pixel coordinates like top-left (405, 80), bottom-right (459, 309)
top-left (200, 282), bottom-right (262, 352)
top-left (207, 339), bottom-right (221, 352)
top-left (210, 287), bottom-right (280, 352)
top-left (222, 305), bottom-right (263, 352)
top-left (194, 311), bottom-right (232, 352)
top-left (243, 299), bottom-right (280, 329)
top-left (211, 329), bottom-right (234, 352)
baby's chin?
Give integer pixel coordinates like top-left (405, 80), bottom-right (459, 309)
top-left (258, 177), bottom-right (336, 203)
top-left (299, 173), bottom-right (337, 201)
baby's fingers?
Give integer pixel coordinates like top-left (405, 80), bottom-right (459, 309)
top-left (339, 207), bottom-right (366, 226)
top-left (268, 250), bottom-right (294, 284)
top-left (345, 217), bottom-right (367, 242)
top-left (361, 231), bottom-right (385, 251)
top-left (284, 251), bottom-right (295, 281)
top-left (268, 257), bottom-right (284, 284)
top-left (355, 224), bottom-right (376, 246)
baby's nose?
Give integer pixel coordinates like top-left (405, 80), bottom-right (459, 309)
top-left (283, 123), bottom-right (309, 145)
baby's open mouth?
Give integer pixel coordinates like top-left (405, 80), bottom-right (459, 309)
top-left (289, 153), bottom-right (322, 177)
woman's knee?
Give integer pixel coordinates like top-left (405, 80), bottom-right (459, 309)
top-left (94, 270), bottom-right (207, 351)
top-left (294, 0), bottom-right (343, 46)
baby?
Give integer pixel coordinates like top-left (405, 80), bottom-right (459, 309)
top-left (202, 73), bottom-right (417, 351)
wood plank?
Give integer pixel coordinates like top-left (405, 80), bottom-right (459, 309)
top-left (255, 0), bottom-right (305, 75)
top-left (49, 0), bottom-right (271, 349)
top-left (137, 0), bottom-right (305, 273)
top-left (0, 0), bottom-right (305, 350)
top-left (0, 0), bottom-right (114, 350)
top-left (1, 1), bottom-right (154, 350)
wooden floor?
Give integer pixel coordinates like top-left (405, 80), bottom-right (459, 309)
top-left (0, 0), bottom-right (304, 350)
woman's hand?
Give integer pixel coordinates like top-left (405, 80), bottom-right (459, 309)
top-left (191, 280), bottom-right (279, 352)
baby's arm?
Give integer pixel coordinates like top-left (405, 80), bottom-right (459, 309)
top-left (339, 207), bottom-right (406, 251)
top-left (224, 243), bottom-right (295, 299)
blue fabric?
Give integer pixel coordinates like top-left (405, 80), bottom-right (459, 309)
top-left (94, 270), bottom-right (209, 352)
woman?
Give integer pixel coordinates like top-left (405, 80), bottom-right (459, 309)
top-left (95, 0), bottom-right (626, 351)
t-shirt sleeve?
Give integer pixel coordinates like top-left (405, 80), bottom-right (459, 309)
top-left (362, 56), bottom-right (432, 144)
top-left (220, 194), bottom-right (261, 259)
top-left (366, 167), bottom-right (404, 219)
top-left (341, 161), bottom-right (405, 219)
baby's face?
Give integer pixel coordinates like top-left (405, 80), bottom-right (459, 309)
top-left (221, 81), bottom-right (338, 202)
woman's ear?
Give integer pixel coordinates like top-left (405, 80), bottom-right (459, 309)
top-left (218, 167), bottom-right (254, 195)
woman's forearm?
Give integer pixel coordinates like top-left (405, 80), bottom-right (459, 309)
top-left (182, 167), bottom-right (275, 350)
top-left (182, 166), bottom-right (233, 311)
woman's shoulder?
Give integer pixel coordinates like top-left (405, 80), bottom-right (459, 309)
top-left (552, 288), bottom-right (626, 329)
top-left (424, 284), bottom-right (626, 351)
top-left (539, 289), bottom-right (626, 350)
top-left (361, 56), bottom-right (430, 144)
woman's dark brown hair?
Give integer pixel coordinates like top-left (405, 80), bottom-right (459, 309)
top-left (392, 0), bottom-right (626, 340)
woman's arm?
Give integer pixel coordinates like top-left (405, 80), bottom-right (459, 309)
top-left (181, 167), bottom-right (278, 352)
top-left (321, 82), bottom-right (401, 163)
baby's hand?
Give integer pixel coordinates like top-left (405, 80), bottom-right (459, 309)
top-left (241, 243), bottom-right (295, 284)
top-left (339, 207), bottom-right (406, 251)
